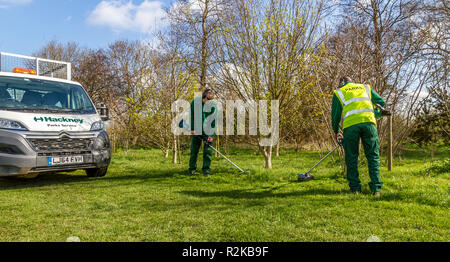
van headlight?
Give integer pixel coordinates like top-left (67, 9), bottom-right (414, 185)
top-left (0, 118), bottom-right (28, 131)
top-left (92, 131), bottom-right (110, 150)
top-left (90, 121), bottom-right (105, 131)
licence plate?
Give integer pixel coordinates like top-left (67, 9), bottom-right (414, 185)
top-left (48, 156), bottom-right (84, 166)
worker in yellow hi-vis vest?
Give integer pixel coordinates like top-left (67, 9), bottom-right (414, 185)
top-left (332, 76), bottom-right (386, 196)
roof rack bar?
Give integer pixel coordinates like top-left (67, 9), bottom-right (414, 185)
top-left (67, 63), bottom-right (71, 81)
top-left (0, 51), bottom-right (72, 81)
top-left (0, 51), bottom-right (71, 66)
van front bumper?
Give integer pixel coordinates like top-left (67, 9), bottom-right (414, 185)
top-left (0, 129), bottom-right (111, 176)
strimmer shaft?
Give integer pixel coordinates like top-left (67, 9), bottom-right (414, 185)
top-left (208, 145), bottom-right (246, 173)
top-left (305, 144), bottom-right (341, 174)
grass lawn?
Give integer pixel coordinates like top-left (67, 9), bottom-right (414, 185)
top-left (0, 146), bottom-right (448, 242)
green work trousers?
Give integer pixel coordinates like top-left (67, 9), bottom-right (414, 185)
top-left (189, 136), bottom-right (213, 174)
top-left (343, 122), bottom-right (383, 192)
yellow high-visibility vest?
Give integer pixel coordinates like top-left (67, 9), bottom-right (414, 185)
top-left (334, 83), bottom-right (377, 130)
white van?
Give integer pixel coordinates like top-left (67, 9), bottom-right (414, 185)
top-left (0, 52), bottom-right (111, 178)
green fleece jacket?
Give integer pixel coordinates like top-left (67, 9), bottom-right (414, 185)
top-left (331, 82), bottom-right (386, 134)
top-left (190, 97), bottom-right (217, 138)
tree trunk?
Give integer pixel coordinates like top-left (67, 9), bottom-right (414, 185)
top-left (132, 135), bottom-right (139, 147)
top-left (178, 137), bottom-right (182, 165)
top-left (265, 147), bottom-right (273, 169)
top-left (431, 145), bottom-right (434, 161)
top-left (199, 0), bottom-right (210, 90)
top-left (260, 145), bottom-right (273, 169)
top-left (275, 142), bottom-right (280, 157)
top-left (215, 136), bottom-right (219, 157)
top-left (124, 139), bottom-right (129, 157)
top-left (172, 135), bottom-right (178, 164)
top-left (388, 115), bottom-right (393, 171)
top-left (164, 140), bottom-right (170, 158)
top-left (224, 135), bottom-right (229, 154)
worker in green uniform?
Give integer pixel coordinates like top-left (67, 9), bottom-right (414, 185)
top-left (189, 89), bottom-right (217, 177)
top-left (331, 76), bottom-right (386, 196)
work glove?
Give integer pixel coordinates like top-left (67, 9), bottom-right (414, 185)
top-left (337, 137), bottom-right (343, 147)
top-left (375, 103), bottom-right (392, 117)
top-left (380, 109), bottom-right (392, 116)
top-left (204, 137), bottom-right (213, 147)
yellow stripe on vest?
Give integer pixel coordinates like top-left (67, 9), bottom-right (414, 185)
top-left (337, 85), bottom-right (371, 106)
top-left (343, 108), bottom-right (375, 120)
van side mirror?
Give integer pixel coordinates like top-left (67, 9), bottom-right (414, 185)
top-left (97, 103), bottom-right (109, 121)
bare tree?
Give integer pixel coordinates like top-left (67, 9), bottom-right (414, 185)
top-left (144, 28), bottom-right (197, 162)
top-left (169, 0), bottom-right (230, 91)
top-left (216, 0), bottom-right (325, 168)
top-left (105, 40), bottom-right (156, 153)
top-left (33, 40), bottom-right (81, 65)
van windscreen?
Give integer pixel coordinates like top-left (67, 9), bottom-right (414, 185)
top-left (0, 76), bottom-right (95, 114)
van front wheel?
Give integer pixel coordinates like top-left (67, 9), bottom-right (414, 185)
top-left (85, 167), bottom-right (108, 177)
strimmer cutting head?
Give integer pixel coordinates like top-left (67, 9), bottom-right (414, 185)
top-left (297, 172), bottom-right (315, 182)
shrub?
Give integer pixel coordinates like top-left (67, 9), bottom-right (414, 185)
top-left (425, 159), bottom-right (450, 175)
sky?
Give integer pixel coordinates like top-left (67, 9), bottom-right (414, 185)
top-left (0, 0), bottom-right (178, 56)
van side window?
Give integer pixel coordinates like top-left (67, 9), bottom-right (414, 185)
top-left (71, 89), bottom-right (91, 109)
